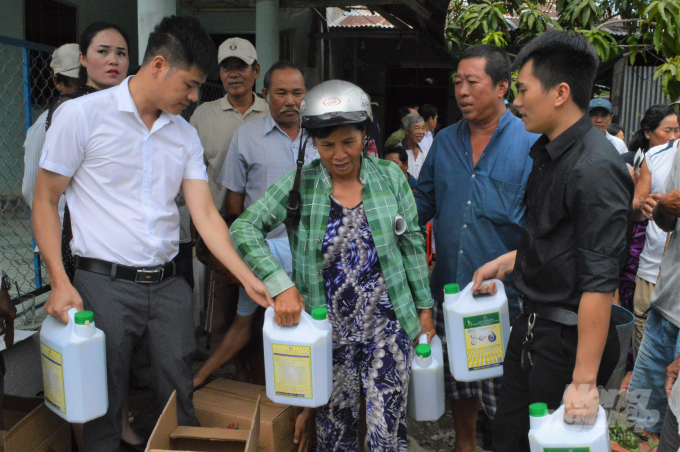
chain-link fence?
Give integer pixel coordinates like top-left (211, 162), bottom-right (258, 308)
top-left (1, 36), bottom-right (57, 297)
top-left (1, 36), bottom-right (225, 296)
top-left (180, 81), bottom-right (226, 121)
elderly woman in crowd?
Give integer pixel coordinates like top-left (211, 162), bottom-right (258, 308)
top-left (400, 113), bottom-right (427, 178)
top-left (230, 80), bottom-right (435, 452)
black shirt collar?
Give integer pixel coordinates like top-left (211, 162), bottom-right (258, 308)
top-left (530, 114), bottom-right (594, 161)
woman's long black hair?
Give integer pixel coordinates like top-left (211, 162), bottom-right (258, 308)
top-left (628, 104), bottom-right (676, 153)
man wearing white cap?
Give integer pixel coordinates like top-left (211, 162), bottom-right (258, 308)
top-left (22, 43), bottom-right (82, 221)
top-left (190, 37), bottom-right (269, 213)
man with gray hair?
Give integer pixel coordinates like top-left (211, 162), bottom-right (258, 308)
top-left (401, 113), bottom-right (427, 178)
top-left (193, 60), bottom-right (318, 386)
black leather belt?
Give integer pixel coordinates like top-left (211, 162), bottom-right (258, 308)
top-left (74, 256), bottom-right (189, 284)
top-left (518, 295), bottom-right (579, 326)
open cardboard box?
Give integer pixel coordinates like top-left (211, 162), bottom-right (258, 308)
top-left (0, 396), bottom-right (71, 452)
top-left (202, 379), bottom-right (302, 452)
top-left (148, 391), bottom-right (260, 452)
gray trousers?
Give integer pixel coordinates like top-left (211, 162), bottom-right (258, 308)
top-left (74, 270), bottom-right (197, 452)
top-left (658, 405), bottom-right (680, 452)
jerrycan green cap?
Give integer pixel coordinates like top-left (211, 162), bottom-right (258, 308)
top-left (311, 306), bottom-right (328, 321)
top-left (415, 343), bottom-right (431, 358)
top-left (74, 311), bottom-right (94, 325)
top-left (444, 283), bottom-right (460, 295)
top-left (529, 402), bottom-right (548, 417)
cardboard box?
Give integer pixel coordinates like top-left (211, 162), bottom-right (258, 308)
top-left (147, 391), bottom-right (260, 452)
top-left (0, 396), bottom-right (71, 452)
top-left (203, 379), bottom-right (302, 452)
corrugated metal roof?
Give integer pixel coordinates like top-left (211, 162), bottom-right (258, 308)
top-left (327, 6), bottom-right (397, 29)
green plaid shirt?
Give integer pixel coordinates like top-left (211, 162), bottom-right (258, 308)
top-left (230, 156), bottom-right (434, 340)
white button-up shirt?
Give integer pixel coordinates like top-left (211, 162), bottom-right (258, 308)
top-left (40, 77), bottom-right (208, 267)
top-left (404, 143), bottom-right (428, 179)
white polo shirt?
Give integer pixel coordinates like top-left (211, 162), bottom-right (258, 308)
top-left (40, 77), bottom-right (208, 267)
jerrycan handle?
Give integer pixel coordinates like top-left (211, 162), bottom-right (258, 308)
top-left (472, 279), bottom-right (500, 299)
top-left (67, 308), bottom-right (78, 324)
top-left (265, 306), bottom-right (307, 330)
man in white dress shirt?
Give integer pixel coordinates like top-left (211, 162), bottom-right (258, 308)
top-left (589, 97), bottom-right (629, 154)
top-left (33, 16), bottom-right (271, 451)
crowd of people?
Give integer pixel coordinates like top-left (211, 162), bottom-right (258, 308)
top-left (1, 13), bottom-right (680, 452)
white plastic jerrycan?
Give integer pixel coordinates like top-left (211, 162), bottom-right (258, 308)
top-left (40, 308), bottom-right (108, 422)
top-left (443, 280), bottom-right (510, 382)
top-left (529, 403), bottom-right (611, 452)
top-left (263, 305), bottom-right (332, 407)
top-left (408, 333), bottom-right (445, 421)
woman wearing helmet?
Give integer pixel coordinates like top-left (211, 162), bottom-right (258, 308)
top-left (230, 80), bottom-right (435, 451)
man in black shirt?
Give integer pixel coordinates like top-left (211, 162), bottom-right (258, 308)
top-left (471, 31), bottom-right (633, 451)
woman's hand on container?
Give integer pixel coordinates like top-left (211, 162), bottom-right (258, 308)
top-left (418, 309), bottom-right (436, 343)
top-left (293, 407), bottom-right (315, 452)
top-left (274, 286), bottom-right (305, 326)
top-left (242, 275), bottom-right (274, 309)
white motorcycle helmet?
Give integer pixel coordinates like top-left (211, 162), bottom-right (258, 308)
top-left (286, 80), bottom-right (373, 228)
top-left (300, 80), bottom-right (373, 129)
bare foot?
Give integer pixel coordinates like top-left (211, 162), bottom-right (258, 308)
top-left (453, 443), bottom-right (477, 452)
top-left (121, 423), bottom-right (144, 446)
top-left (638, 432), bottom-right (660, 452)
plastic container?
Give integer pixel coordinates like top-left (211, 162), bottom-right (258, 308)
top-left (263, 305), bottom-right (332, 407)
top-left (408, 333), bottom-right (445, 421)
top-left (529, 403), bottom-right (611, 452)
top-left (443, 280), bottom-right (510, 382)
top-left (40, 308), bottom-right (108, 422)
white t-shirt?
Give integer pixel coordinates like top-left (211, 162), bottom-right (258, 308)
top-left (606, 131), bottom-right (628, 155)
top-left (40, 77), bottom-right (208, 267)
top-left (420, 130), bottom-right (434, 154)
top-left (637, 140), bottom-right (678, 283)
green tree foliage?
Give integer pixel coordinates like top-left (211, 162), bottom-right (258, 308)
top-left (445, 0), bottom-right (680, 100)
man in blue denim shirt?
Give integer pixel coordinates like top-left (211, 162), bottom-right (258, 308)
top-left (415, 45), bottom-right (537, 451)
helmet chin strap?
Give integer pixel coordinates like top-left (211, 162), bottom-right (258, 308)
top-left (285, 134), bottom-right (309, 228)
top-left (285, 125), bottom-right (372, 229)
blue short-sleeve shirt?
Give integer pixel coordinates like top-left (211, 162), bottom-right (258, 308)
top-left (415, 110), bottom-right (539, 307)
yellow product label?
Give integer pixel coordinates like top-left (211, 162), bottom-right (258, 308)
top-left (463, 312), bottom-right (504, 371)
top-left (272, 343), bottom-right (313, 399)
top-left (41, 343), bottom-right (66, 415)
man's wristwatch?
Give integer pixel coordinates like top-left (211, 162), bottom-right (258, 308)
top-left (1, 272), bottom-right (12, 292)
